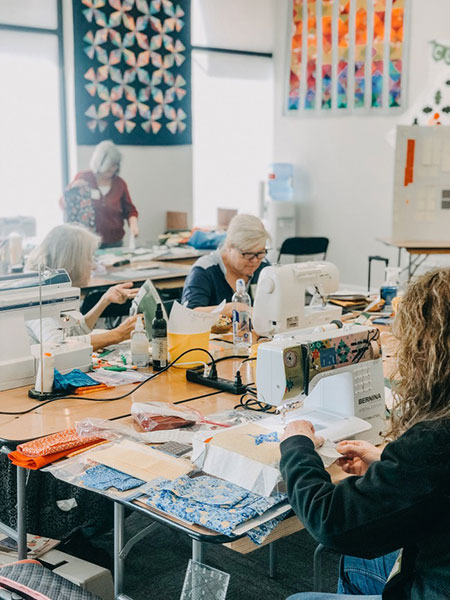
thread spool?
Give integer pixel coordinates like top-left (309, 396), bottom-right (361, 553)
top-left (35, 352), bottom-right (54, 393)
top-left (8, 232), bottom-right (22, 267)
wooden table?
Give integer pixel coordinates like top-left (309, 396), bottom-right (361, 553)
top-left (85, 260), bottom-right (192, 293)
top-left (0, 358), bottom-right (345, 598)
top-left (0, 359), bottom-right (251, 569)
top-left (378, 237), bottom-right (450, 278)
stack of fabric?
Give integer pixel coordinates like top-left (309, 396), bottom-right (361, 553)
top-left (143, 475), bottom-right (290, 545)
top-left (8, 429), bottom-right (104, 470)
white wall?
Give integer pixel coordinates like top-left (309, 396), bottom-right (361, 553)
top-left (191, 0), bottom-right (275, 227)
top-left (273, 0), bottom-right (450, 287)
top-left (76, 146), bottom-right (192, 245)
top-left (63, 2), bottom-right (193, 246)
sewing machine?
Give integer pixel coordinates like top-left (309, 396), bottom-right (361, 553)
top-left (0, 270), bottom-right (92, 391)
top-left (252, 261), bottom-right (342, 337)
top-left (256, 323), bottom-right (386, 443)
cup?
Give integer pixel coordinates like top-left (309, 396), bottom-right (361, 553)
top-left (168, 331), bottom-right (211, 368)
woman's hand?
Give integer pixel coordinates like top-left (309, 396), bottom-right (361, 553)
top-left (128, 216), bottom-right (139, 237)
top-left (103, 282), bottom-right (139, 306)
top-left (336, 440), bottom-right (382, 475)
top-left (222, 302), bottom-right (252, 319)
top-left (112, 315), bottom-right (138, 342)
top-left (90, 315), bottom-right (139, 350)
top-left (280, 420), bottom-right (325, 448)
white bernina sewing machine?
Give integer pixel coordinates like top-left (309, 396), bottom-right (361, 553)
top-left (0, 269), bottom-right (92, 391)
top-left (256, 324), bottom-right (386, 443)
top-left (253, 262), bottom-right (386, 444)
top-left (252, 261), bottom-right (342, 337)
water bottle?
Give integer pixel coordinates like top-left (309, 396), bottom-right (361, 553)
top-left (152, 303), bottom-right (168, 371)
top-left (380, 267), bottom-right (401, 312)
top-left (232, 279), bottom-right (252, 352)
top-left (131, 315), bottom-right (149, 367)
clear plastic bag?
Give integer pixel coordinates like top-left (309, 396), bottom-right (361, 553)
top-left (131, 402), bottom-right (230, 432)
top-left (76, 417), bottom-right (150, 443)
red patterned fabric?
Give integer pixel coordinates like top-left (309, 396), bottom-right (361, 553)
top-left (17, 429), bottom-right (102, 458)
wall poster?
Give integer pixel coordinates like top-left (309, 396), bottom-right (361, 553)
top-left (73, 0), bottom-right (191, 145)
top-left (287, 0), bottom-right (409, 115)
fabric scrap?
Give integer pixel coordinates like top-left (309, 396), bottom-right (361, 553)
top-left (82, 464), bottom-right (144, 492)
top-left (144, 475), bottom-right (287, 538)
top-left (53, 369), bottom-right (102, 393)
top-left (8, 441), bottom-right (100, 470)
top-left (246, 513), bottom-right (288, 545)
top-left (18, 428), bottom-right (102, 458)
top-left (249, 431), bottom-right (280, 446)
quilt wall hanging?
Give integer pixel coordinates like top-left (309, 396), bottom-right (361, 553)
top-left (72, 0), bottom-right (191, 145)
top-left (287, 0), bottom-right (409, 115)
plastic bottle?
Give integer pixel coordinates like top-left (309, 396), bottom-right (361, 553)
top-left (380, 267), bottom-right (401, 311)
top-left (232, 279), bottom-right (252, 352)
top-left (131, 315), bottom-right (149, 367)
top-left (152, 303), bottom-right (168, 371)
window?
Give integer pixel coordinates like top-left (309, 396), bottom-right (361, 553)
top-left (191, 0), bottom-right (274, 227)
top-left (0, 0), bottom-right (67, 237)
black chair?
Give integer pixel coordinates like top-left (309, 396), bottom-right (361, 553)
top-left (277, 237), bottom-right (329, 263)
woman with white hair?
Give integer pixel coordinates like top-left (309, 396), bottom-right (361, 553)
top-left (181, 214), bottom-right (270, 316)
top-left (26, 224), bottom-right (138, 351)
top-left (62, 140), bottom-right (139, 247)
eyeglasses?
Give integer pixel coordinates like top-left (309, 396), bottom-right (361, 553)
top-left (238, 249), bottom-right (268, 261)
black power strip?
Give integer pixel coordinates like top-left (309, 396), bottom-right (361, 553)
top-left (186, 367), bottom-right (247, 394)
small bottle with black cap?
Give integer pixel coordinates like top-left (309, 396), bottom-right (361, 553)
top-left (152, 303), bottom-right (168, 371)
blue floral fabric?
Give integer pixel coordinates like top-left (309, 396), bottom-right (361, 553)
top-left (144, 475), bottom-right (288, 540)
top-left (246, 513), bottom-right (287, 545)
top-left (82, 464), bottom-right (144, 492)
top-left (249, 431), bottom-right (280, 446)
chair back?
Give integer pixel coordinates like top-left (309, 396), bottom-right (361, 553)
top-left (277, 237), bottom-right (329, 262)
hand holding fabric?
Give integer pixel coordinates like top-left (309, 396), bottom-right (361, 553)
top-left (336, 440), bottom-right (382, 475)
top-left (280, 420), bottom-right (324, 448)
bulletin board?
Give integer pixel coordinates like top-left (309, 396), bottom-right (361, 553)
top-left (287, 0), bottom-right (409, 115)
top-left (392, 126), bottom-right (450, 242)
top-left (72, 0), bottom-right (191, 146)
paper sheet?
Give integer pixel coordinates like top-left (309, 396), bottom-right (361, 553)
top-left (192, 424), bottom-right (282, 497)
top-left (168, 300), bottom-right (225, 334)
top-left (85, 440), bottom-right (192, 482)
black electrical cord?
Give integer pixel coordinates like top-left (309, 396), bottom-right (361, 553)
top-left (0, 347), bottom-right (221, 416)
top-left (108, 389), bottom-right (224, 422)
top-left (234, 387), bottom-right (277, 414)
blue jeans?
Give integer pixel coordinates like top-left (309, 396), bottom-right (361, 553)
top-left (287, 550), bottom-right (399, 599)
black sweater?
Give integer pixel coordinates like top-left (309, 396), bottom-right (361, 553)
top-left (280, 420), bottom-right (450, 599)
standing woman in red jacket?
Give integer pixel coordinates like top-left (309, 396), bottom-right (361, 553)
top-left (61, 140), bottom-right (139, 248)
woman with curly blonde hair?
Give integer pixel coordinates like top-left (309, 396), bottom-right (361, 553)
top-left (280, 268), bottom-right (450, 600)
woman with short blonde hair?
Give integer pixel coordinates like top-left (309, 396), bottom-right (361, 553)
top-left (182, 214), bottom-right (271, 316)
top-left (26, 224), bottom-right (138, 350)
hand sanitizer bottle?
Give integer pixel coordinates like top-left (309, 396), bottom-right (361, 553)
top-left (131, 315), bottom-right (149, 367)
top-left (232, 279), bottom-right (252, 352)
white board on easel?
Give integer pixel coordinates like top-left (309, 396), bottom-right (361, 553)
top-left (393, 125), bottom-right (450, 242)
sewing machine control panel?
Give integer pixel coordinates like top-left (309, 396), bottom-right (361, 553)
top-left (306, 328), bottom-right (381, 378)
top-left (353, 364), bottom-right (374, 395)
